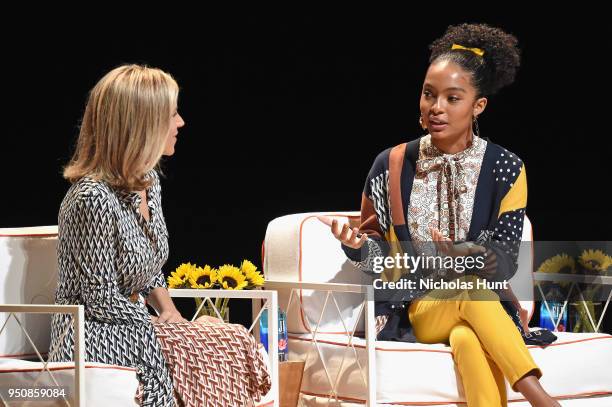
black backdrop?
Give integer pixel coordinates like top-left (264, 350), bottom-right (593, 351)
top-left (3, 12), bottom-right (610, 329)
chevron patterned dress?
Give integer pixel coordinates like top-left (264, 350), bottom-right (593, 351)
top-left (49, 170), bottom-right (174, 406)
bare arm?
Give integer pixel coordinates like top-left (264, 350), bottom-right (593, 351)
top-left (146, 287), bottom-right (186, 323)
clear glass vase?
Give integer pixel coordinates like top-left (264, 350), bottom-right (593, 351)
top-left (569, 301), bottom-right (603, 332)
top-left (194, 297), bottom-right (230, 322)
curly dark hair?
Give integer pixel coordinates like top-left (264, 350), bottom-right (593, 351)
top-left (429, 23), bottom-right (521, 96)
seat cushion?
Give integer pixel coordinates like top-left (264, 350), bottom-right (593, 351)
top-left (0, 358), bottom-right (139, 406)
top-left (288, 331), bottom-right (612, 405)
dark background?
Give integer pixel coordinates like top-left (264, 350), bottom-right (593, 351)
top-left (2, 12), bottom-right (610, 331)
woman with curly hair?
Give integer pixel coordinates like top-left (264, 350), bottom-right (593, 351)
top-left (331, 24), bottom-right (561, 406)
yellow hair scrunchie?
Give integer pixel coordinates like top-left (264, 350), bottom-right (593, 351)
top-left (451, 43), bottom-right (485, 57)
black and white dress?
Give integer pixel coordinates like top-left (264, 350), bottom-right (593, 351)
top-left (49, 170), bottom-right (173, 406)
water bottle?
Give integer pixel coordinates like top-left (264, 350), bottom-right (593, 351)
top-left (278, 309), bottom-right (289, 362)
top-left (259, 307), bottom-right (269, 352)
top-left (540, 286), bottom-right (568, 332)
top-left (540, 301), bottom-right (567, 332)
top-left (259, 307), bottom-right (289, 361)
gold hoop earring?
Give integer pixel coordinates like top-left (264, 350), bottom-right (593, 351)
top-left (419, 114), bottom-right (427, 131)
top-left (473, 115), bottom-right (480, 138)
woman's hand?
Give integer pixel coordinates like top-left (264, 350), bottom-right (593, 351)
top-left (195, 315), bottom-right (224, 324)
top-left (430, 227), bottom-right (500, 278)
top-left (429, 227), bottom-right (486, 257)
top-left (147, 287), bottom-right (187, 323)
top-left (478, 250), bottom-right (498, 280)
top-left (155, 308), bottom-right (187, 323)
top-left (331, 219), bottom-right (368, 249)
top-left (519, 307), bottom-right (531, 333)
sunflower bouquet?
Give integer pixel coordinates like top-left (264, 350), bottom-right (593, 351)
top-left (537, 249), bottom-right (612, 332)
top-left (572, 250), bottom-right (612, 332)
top-left (167, 260), bottom-right (265, 321)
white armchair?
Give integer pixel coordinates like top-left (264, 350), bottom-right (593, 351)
top-left (0, 227), bottom-right (278, 407)
top-left (263, 212), bottom-right (612, 407)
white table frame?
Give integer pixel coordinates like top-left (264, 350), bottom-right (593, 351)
top-left (169, 288), bottom-right (280, 407)
top-left (264, 280), bottom-right (376, 407)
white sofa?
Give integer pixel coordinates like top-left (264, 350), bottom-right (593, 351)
top-left (263, 212), bottom-right (612, 406)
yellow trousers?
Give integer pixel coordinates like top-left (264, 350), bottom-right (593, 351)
top-left (408, 288), bottom-right (542, 407)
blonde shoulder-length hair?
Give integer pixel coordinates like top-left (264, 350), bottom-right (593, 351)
top-left (64, 64), bottom-right (179, 191)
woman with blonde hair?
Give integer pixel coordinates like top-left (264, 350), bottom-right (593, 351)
top-left (50, 64), bottom-right (185, 405)
top-left (46, 61), bottom-right (277, 407)
top-left (51, 64), bottom-right (271, 406)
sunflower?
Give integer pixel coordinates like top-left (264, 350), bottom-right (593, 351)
top-left (578, 249), bottom-right (612, 273)
top-left (167, 263), bottom-right (196, 288)
top-left (240, 259), bottom-right (258, 275)
top-left (217, 264), bottom-right (248, 290)
top-left (538, 253), bottom-right (576, 292)
top-left (538, 254), bottom-right (575, 274)
top-left (189, 265), bottom-right (218, 288)
top-left (241, 260), bottom-right (265, 288)
top-left (245, 270), bottom-right (265, 288)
